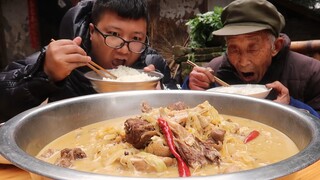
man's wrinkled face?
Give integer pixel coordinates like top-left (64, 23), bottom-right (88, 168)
top-left (89, 11), bottom-right (147, 69)
top-left (226, 31), bottom-right (274, 83)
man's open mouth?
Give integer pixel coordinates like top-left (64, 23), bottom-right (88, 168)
top-left (112, 59), bottom-right (126, 67)
top-left (242, 72), bottom-right (254, 78)
top-left (240, 72), bottom-right (256, 82)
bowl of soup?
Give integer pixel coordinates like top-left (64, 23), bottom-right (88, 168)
top-left (84, 66), bottom-right (164, 92)
top-left (0, 90), bottom-right (320, 180)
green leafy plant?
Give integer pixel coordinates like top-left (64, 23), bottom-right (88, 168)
top-left (186, 7), bottom-right (223, 48)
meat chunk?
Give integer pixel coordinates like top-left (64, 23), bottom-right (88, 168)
top-left (167, 101), bottom-right (188, 111)
top-left (174, 138), bottom-right (207, 168)
top-left (198, 139), bottom-right (221, 161)
top-left (206, 128), bottom-right (226, 151)
top-left (210, 129), bottom-right (226, 143)
top-left (165, 120), bottom-right (221, 168)
top-left (55, 148), bottom-right (87, 168)
top-left (60, 148), bottom-right (87, 160)
top-left (141, 102), bottom-right (152, 113)
top-left (124, 118), bottom-right (157, 149)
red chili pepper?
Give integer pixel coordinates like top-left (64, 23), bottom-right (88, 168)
top-left (157, 118), bottom-right (191, 177)
top-left (244, 130), bottom-right (260, 144)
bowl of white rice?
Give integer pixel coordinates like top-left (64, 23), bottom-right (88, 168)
top-left (207, 84), bottom-right (272, 99)
top-left (84, 66), bottom-right (164, 93)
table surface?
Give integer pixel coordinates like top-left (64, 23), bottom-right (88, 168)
top-left (1, 160), bottom-right (320, 179)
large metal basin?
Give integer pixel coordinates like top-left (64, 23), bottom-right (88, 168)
top-left (1, 90), bottom-right (320, 180)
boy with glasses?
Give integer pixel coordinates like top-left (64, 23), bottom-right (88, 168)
top-left (0, 0), bottom-right (175, 122)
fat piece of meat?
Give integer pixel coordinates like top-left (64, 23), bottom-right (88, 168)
top-left (124, 118), bottom-right (157, 149)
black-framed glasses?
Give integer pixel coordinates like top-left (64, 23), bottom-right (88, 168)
top-left (94, 25), bottom-right (149, 54)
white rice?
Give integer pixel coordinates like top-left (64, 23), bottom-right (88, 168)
top-left (102, 65), bottom-right (158, 82)
top-left (210, 84), bottom-right (268, 95)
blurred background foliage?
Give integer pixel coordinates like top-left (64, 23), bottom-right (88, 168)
top-left (185, 7), bottom-right (223, 48)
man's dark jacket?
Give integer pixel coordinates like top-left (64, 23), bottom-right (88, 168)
top-left (205, 34), bottom-right (320, 113)
top-left (0, 0), bottom-right (172, 122)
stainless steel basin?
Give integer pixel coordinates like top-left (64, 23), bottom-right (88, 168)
top-left (0, 90), bottom-right (320, 180)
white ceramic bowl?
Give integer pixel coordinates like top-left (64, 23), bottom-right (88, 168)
top-left (207, 84), bottom-right (272, 99)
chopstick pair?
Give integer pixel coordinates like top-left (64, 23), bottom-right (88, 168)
top-left (186, 60), bottom-right (230, 87)
top-left (50, 39), bottom-right (117, 79)
top-left (87, 61), bottom-right (117, 79)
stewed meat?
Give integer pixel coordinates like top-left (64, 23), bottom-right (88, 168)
top-left (207, 128), bottom-right (226, 150)
top-left (124, 118), bottom-right (157, 149)
top-left (60, 148), bottom-right (87, 160)
top-left (167, 101), bottom-right (188, 111)
top-left (165, 119), bottom-right (221, 168)
top-left (141, 102), bottom-right (152, 113)
top-left (210, 129), bottom-right (226, 143)
top-left (55, 148), bottom-right (87, 168)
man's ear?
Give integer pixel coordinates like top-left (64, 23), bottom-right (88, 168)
top-left (89, 23), bottom-right (95, 40)
top-left (272, 37), bottom-right (284, 56)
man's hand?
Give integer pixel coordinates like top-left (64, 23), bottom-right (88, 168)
top-left (143, 64), bottom-right (162, 89)
top-left (44, 37), bottom-right (91, 82)
top-left (266, 81), bottom-right (290, 105)
top-left (189, 66), bottom-right (215, 90)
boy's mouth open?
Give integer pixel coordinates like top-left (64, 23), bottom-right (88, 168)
top-left (112, 59), bottom-right (126, 67)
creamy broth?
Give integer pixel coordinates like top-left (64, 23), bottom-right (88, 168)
top-left (37, 102), bottom-right (299, 177)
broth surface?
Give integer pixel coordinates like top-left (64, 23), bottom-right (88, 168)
top-left (37, 102), bottom-right (299, 177)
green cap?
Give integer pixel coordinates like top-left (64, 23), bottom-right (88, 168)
top-left (212, 0), bottom-right (285, 37)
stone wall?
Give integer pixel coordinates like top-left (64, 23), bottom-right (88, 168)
top-left (149, 0), bottom-right (209, 64)
top-left (0, 0), bottom-right (74, 69)
top-left (1, 0), bottom-right (36, 68)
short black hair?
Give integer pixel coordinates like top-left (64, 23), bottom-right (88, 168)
top-left (91, 0), bottom-right (149, 26)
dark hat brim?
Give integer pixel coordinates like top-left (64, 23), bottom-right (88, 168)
top-left (212, 24), bottom-right (269, 36)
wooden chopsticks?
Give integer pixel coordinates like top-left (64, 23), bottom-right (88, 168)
top-left (88, 61), bottom-right (117, 79)
top-left (50, 39), bottom-right (117, 79)
top-left (186, 60), bottom-right (230, 87)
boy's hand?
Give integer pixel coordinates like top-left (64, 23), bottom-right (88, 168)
top-left (44, 37), bottom-right (91, 82)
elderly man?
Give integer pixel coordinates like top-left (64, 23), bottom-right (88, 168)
top-left (182, 0), bottom-right (320, 118)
